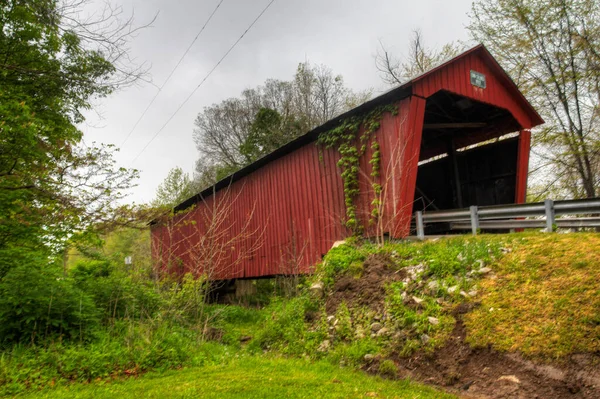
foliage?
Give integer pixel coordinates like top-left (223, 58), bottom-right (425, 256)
top-left (72, 261), bottom-right (162, 323)
top-left (153, 167), bottom-right (200, 207)
top-left (0, 262), bottom-right (99, 345)
top-left (240, 107), bottom-right (303, 161)
top-left (468, 0), bottom-right (600, 199)
top-left (319, 240), bottom-right (367, 286)
top-left (465, 233), bottom-right (600, 358)
top-left (378, 359), bottom-right (399, 378)
top-left (0, 0), bottom-right (142, 282)
top-left (316, 105), bottom-right (397, 232)
top-left (250, 296), bottom-right (324, 356)
top-left (326, 338), bottom-right (381, 368)
top-left (0, 322), bottom-right (228, 395)
top-left (15, 356), bottom-right (456, 399)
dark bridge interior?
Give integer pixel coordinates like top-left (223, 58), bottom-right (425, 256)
top-left (413, 90), bottom-right (522, 215)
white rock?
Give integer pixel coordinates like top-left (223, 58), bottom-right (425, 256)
top-left (331, 240), bottom-right (346, 249)
top-left (479, 267), bottom-right (492, 274)
top-left (310, 282), bottom-right (324, 297)
top-left (370, 322), bottom-right (383, 332)
top-left (412, 296), bottom-right (424, 305)
top-left (427, 280), bottom-right (440, 292)
top-left (421, 334), bottom-right (431, 344)
top-left (427, 316), bottom-right (440, 325)
top-left (447, 285), bottom-right (458, 294)
top-left (376, 327), bottom-right (389, 337)
top-left (401, 291), bottom-right (409, 303)
top-left (317, 340), bottom-right (331, 352)
top-left (364, 354), bottom-right (375, 361)
top-left (497, 375), bottom-right (520, 384)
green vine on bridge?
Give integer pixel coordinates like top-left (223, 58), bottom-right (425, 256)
top-left (317, 104), bottom-right (398, 234)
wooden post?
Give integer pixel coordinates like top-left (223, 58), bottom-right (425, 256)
top-left (447, 140), bottom-right (463, 208)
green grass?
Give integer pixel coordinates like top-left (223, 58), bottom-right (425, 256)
top-left (18, 356), bottom-right (455, 399)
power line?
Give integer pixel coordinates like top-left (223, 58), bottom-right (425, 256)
top-left (130, 0), bottom-right (276, 165)
top-left (120, 0), bottom-right (226, 147)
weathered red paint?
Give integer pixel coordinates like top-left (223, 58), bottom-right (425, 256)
top-left (151, 45), bottom-right (544, 280)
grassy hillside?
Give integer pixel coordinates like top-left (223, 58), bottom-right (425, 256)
top-left (465, 233), bottom-right (600, 358)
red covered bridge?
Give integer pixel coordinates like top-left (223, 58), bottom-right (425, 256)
top-left (151, 45), bottom-right (543, 280)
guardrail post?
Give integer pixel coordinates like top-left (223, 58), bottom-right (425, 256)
top-left (470, 205), bottom-right (479, 235)
top-left (416, 211), bottom-right (424, 240)
top-left (544, 199), bottom-right (555, 232)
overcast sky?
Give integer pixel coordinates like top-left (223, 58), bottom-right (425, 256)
top-left (81, 0), bottom-right (475, 205)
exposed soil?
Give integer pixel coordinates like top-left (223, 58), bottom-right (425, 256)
top-left (326, 254), bottom-right (600, 398)
top-left (325, 253), bottom-right (404, 314)
top-left (387, 314), bottom-right (600, 399)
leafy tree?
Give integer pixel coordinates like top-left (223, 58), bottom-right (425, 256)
top-left (240, 108), bottom-right (303, 161)
top-left (468, 0), bottom-right (600, 199)
top-left (153, 167), bottom-right (199, 207)
top-left (193, 62), bottom-right (371, 188)
top-left (0, 0), bottom-right (144, 277)
top-left (0, 0), bottom-right (149, 342)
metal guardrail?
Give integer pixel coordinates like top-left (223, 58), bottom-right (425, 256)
top-left (414, 198), bottom-right (600, 239)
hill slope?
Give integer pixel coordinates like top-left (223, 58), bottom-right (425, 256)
top-left (232, 233), bottom-right (600, 398)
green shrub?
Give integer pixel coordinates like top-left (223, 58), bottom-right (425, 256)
top-left (320, 242), bottom-right (366, 285)
top-left (327, 338), bottom-right (381, 367)
top-left (334, 302), bottom-right (353, 341)
top-left (0, 262), bottom-right (99, 345)
top-left (250, 296), bottom-right (324, 356)
top-left (73, 260), bottom-right (162, 323)
top-left (378, 359), bottom-right (398, 377)
top-left (0, 321), bottom-right (228, 395)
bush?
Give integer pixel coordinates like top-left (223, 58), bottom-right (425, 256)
top-left (0, 321), bottom-right (228, 395)
top-left (250, 296), bottom-right (324, 356)
top-left (378, 359), bottom-right (398, 377)
top-left (0, 262), bottom-right (99, 344)
top-left (320, 242), bottom-right (366, 285)
top-left (327, 338), bottom-right (381, 367)
top-left (72, 259), bottom-right (162, 323)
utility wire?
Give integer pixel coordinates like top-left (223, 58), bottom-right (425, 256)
top-left (120, 0), bottom-right (226, 147)
top-left (130, 0), bottom-right (276, 164)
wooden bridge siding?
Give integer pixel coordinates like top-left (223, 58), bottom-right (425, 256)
top-left (151, 98), bottom-right (424, 279)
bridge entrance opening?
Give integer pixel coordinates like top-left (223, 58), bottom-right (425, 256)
top-left (412, 91), bottom-right (525, 221)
